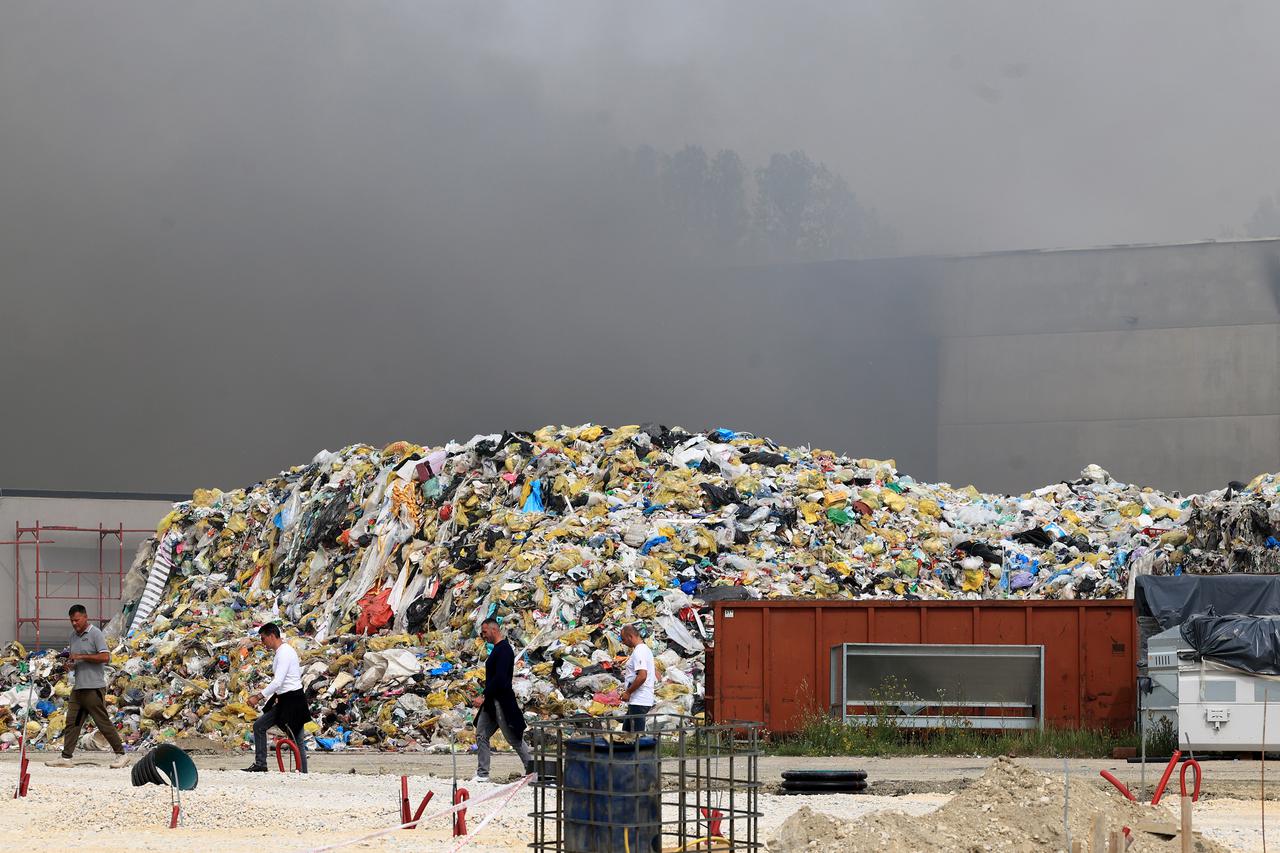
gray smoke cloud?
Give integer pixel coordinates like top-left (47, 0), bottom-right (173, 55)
top-left (3, 1), bottom-right (1278, 492)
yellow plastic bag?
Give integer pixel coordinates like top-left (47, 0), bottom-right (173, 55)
top-left (549, 549), bottom-right (584, 573)
top-left (882, 493), bottom-right (907, 513)
top-left (812, 577), bottom-right (840, 596)
top-left (558, 627), bottom-right (593, 645)
top-left (797, 470), bottom-right (825, 491)
top-left (223, 702), bottom-right (260, 721)
top-left (192, 488), bottom-right (222, 507)
top-left (155, 509), bottom-right (182, 537)
top-left (368, 633), bottom-right (415, 651)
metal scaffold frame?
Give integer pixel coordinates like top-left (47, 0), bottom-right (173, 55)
top-left (8, 521), bottom-right (152, 649)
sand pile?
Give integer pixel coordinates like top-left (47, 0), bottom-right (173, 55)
top-left (769, 757), bottom-right (1230, 852)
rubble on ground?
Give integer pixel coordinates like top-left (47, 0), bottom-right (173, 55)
top-left (769, 757), bottom-right (1228, 852)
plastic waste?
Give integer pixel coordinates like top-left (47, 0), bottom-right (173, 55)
top-left (0, 426), bottom-right (1249, 754)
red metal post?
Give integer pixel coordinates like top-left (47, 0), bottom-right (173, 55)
top-left (97, 524), bottom-right (104, 629)
top-left (117, 524), bottom-right (125, 608)
top-left (13, 521), bottom-right (18, 645)
top-left (34, 522), bottom-right (41, 649)
top-left (274, 737), bottom-right (301, 772)
top-left (399, 775), bottom-right (434, 828)
top-left (453, 788), bottom-right (469, 836)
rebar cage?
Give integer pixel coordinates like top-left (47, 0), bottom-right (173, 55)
top-left (528, 714), bottom-right (762, 853)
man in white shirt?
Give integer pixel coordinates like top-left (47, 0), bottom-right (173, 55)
top-left (242, 622), bottom-right (311, 773)
top-left (619, 624), bottom-right (656, 733)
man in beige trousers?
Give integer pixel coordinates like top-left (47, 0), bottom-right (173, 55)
top-left (46, 604), bottom-right (130, 768)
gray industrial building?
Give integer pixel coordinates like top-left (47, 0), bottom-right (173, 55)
top-left (927, 237), bottom-right (1280, 494)
top-left (694, 236), bottom-right (1280, 495)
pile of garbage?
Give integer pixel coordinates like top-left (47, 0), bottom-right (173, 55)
top-left (0, 424), bottom-right (1245, 753)
top-left (1181, 472), bottom-right (1280, 574)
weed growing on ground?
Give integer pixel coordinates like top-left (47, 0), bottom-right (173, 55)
top-left (769, 676), bottom-right (1132, 758)
top-left (1141, 714), bottom-right (1179, 757)
top-left (769, 709), bottom-right (1134, 758)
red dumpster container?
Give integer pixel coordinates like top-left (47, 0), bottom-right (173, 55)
top-left (709, 599), bottom-right (1136, 733)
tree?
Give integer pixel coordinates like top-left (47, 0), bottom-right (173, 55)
top-left (1246, 192), bottom-right (1280, 238)
top-left (656, 145), bottom-right (751, 261)
top-left (752, 150), bottom-right (897, 262)
top-left (706, 149), bottom-right (751, 253)
top-left (620, 144), bottom-right (895, 264)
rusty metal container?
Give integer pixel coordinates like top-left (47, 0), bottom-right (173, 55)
top-left (709, 600), bottom-right (1136, 733)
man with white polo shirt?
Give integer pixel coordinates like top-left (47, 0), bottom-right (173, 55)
top-left (45, 604), bottom-right (130, 768)
top-left (242, 622), bottom-right (311, 773)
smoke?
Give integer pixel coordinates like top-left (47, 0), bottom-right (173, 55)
top-left (3, 2), bottom-right (1279, 491)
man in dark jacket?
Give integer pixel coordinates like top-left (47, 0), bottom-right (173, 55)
top-left (472, 617), bottom-right (533, 782)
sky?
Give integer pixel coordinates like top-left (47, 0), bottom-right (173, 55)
top-left (3, 1), bottom-right (1279, 492)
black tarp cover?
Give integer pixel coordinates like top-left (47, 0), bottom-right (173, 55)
top-left (1180, 615), bottom-right (1280, 677)
top-left (1135, 574), bottom-right (1280, 629)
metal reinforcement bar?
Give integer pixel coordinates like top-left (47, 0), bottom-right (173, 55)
top-left (529, 714), bottom-right (762, 853)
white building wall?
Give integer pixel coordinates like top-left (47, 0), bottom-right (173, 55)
top-left (0, 493), bottom-right (180, 648)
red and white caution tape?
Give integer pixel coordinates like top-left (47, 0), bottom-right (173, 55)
top-left (301, 773), bottom-right (535, 853)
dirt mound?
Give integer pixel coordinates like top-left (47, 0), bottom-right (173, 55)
top-left (769, 757), bottom-right (1229, 852)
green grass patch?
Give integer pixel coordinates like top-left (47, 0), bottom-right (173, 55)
top-left (767, 709), bottom-right (1135, 758)
top-left (763, 676), bottom-right (1144, 758)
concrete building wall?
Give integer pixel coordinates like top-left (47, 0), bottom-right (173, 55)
top-left (0, 493), bottom-right (179, 648)
top-left (923, 239), bottom-right (1280, 336)
top-left (929, 239), bottom-right (1280, 494)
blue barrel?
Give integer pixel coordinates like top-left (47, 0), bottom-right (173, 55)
top-left (563, 736), bottom-right (660, 853)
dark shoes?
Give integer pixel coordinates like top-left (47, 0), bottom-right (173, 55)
top-left (241, 764), bottom-right (269, 773)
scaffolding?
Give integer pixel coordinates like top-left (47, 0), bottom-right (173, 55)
top-left (9, 521), bottom-right (152, 649)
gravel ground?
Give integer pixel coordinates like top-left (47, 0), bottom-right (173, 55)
top-left (0, 749), bottom-right (1270, 851)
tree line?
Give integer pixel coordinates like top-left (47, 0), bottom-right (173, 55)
top-left (622, 145), bottom-right (899, 265)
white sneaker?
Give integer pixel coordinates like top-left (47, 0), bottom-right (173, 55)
top-left (44, 758), bottom-right (73, 768)
top-left (109, 754), bottom-right (131, 769)
top-left (470, 774), bottom-right (490, 784)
